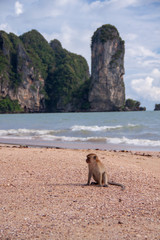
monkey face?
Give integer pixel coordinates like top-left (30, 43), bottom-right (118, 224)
top-left (86, 154), bottom-right (97, 163)
top-left (86, 157), bottom-right (90, 163)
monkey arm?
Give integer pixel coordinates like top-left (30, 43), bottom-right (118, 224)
top-left (87, 171), bottom-right (92, 185)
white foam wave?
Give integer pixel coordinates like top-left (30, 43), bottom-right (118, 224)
top-left (128, 124), bottom-right (136, 127)
top-left (71, 125), bottom-right (122, 132)
top-left (42, 135), bottom-right (106, 142)
top-left (1, 129), bottom-right (160, 147)
top-left (127, 123), bottom-right (140, 128)
top-left (0, 129), bottom-right (61, 137)
top-left (0, 129), bottom-right (106, 142)
top-left (107, 137), bottom-right (160, 147)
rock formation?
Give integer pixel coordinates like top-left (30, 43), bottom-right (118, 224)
top-left (124, 99), bottom-right (146, 111)
top-left (0, 30), bottom-right (89, 113)
top-left (0, 26), bottom-right (146, 113)
top-left (154, 104), bottom-right (160, 111)
top-left (89, 24), bottom-right (125, 111)
top-left (0, 31), bottom-right (45, 112)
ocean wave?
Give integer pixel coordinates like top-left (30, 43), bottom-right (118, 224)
top-left (0, 129), bottom-right (107, 143)
top-left (71, 125), bottom-right (123, 132)
top-left (0, 129), bottom-right (61, 137)
top-left (107, 137), bottom-right (160, 147)
top-left (42, 135), bottom-right (160, 146)
top-left (1, 128), bottom-right (159, 147)
top-left (42, 135), bottom-right (106, 142)
top-left (126, 123), bottom-right (141, 129)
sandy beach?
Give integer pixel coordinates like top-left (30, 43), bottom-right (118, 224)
top-left (0, 144), bottom-right (160, 240)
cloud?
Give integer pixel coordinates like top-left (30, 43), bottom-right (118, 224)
top-left (0, 23), bottom-right (12, 33)
top-left (125, 43), bottom-right (160, 77)
top-left (106, 0), bottom-right (140, 9)
top-left (125, 33), bottom-right (138, 41)
top-left (15, 1), bottom-right (23, 16)
top-left (131, 69), bottom-right (160, 102)
top-left (0, 23), bottom-right (8, 31)
top-left (128, 45), bottom-right (156, 58)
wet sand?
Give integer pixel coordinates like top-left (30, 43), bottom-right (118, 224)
top-left (0, 144), bottom-right (160, 239)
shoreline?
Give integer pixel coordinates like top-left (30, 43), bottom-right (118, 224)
top-left (0, 138), bottom-right (160, 152)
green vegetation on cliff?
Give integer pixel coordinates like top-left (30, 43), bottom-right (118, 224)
top-left (20, 30), bottom-right (55, 79)
top-left (45, 39), bottom-right (89, 111)
top-left (0, 30), bottom-right (90, 112)
top-left (0, 31), bottom-right (10, 74)
top-left (91, 24), bottom-right (124, 48)
top-left (0, 31), bottom-right (23, 90)
top-left (0, 96), bottom-right (22, 113)
top-left (124, 99), bottom-right (146, 111)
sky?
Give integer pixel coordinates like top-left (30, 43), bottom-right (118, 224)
top-left (0, 0), bottom-right (160, 110)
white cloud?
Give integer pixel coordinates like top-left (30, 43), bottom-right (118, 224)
top-left (141, 59), bottom-right (160, 68)
top-left (151, 68), bottom-right (160, 87)
top-left (61, 24), bottom-right (75, 45)
top-left (131, 70), bottom-right (160, 102)
top-left (15, 1), bottom-right (23, 16)
top-left (125, 43), bottom-right (160, 76)
top-left (105, 0), bottom-right (140, 9)
top-left (0, 23), bottom-right (8, 31)
top-left (127, 45), bottom-right (156, 58)
top-left (125, 33), bottom-right (137, 41)
top-left (0, 23), bottom-right (12, 33)
top-left (152, 68), bottom-right (160, 79)
top-left (57, 0), bottom-right (78, 6)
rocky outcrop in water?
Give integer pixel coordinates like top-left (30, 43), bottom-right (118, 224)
top-left (89, 24), bottom-right (125, 111)
top-left (154, 104), bottom-right (160, 111)
top-left (124, 99), bottom-right (146, 111)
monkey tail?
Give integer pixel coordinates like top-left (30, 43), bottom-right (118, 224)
top-left (108, 181), bottom-right (125, 190)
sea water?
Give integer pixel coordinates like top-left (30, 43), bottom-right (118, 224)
top-left (0, 111), bottom-right (160, 151)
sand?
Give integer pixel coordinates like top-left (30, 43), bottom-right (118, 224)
top-left (0, 144), bottom-right (160, 240)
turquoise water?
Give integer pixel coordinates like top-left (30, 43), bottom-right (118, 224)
top-left (0, 111), bottom-right (160, 151)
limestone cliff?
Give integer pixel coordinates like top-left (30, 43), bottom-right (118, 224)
top-left (0, 30), bottom-right (90, 113)
top-left (0, 31), bottom-right (45, 112)
top-left (0, 26), bottom-right (144, 113)
top-left (89, 24), bottom-right (125, 111)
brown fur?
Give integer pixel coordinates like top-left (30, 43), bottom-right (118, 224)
top-left (86, 153), bottom-right (125, 190)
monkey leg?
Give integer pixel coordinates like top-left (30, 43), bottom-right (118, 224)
top-left (87, 172), bottom-right (92, 185)
top-left (91, 182), bottom-right (98, 185)
top-left (103, 184), bottom-right (109, 187)
top-left (102, 172), bottom-right (108, 187)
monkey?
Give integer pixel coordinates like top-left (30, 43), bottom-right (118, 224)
top-left (86, 153), bottom-right (125, 190)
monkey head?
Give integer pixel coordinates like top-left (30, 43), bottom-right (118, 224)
top-left (86, 153), bottom-right (97, 163)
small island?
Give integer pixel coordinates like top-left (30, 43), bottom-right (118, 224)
top-left (124, 99), bottom-right (146, 111)
top-left (154, 104), bottom-right (160, 111)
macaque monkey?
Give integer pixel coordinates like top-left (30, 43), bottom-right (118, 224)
top-left (86, 153), bottom-right (125, 190)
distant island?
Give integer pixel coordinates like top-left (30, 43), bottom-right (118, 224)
top-left (154, 104), bottom-right (160, 111)
top-left (0, 24), bottom-right (146, 113)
